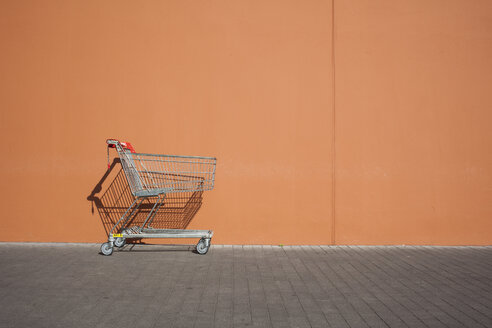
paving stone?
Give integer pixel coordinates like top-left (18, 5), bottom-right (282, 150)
top-left (0, 243), bottom-right (491, 328)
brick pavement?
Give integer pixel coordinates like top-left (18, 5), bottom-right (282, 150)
top-left (0, 243), bottom-right (491, 327)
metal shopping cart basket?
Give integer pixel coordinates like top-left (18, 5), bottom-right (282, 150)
top-left (100, 139), bottom-right (216, 256)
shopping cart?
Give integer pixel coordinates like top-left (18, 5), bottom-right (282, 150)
top-left (100, 139), bottom-right (216, 256)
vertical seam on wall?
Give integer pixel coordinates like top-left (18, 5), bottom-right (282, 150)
top-left (331, 0), bottom-right (336, 245)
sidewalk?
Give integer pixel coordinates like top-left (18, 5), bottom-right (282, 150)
top-left (0, 243), bottom-right (491, 327)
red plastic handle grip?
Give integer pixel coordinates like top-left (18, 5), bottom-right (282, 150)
top-left (106, 139), bottom-right (136, 153)
top-left (106, 139), bottom-right (136, 170)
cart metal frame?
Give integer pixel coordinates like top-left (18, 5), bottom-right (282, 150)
top-left (100, 139), bottom-right (216, 256)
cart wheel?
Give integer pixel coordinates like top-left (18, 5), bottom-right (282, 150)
top-left (196, 238), bottom-right (209, 255)
top-left (114, 237), bottom-right (126, 248)
top-left (100, 242), bottom-right (113, 256)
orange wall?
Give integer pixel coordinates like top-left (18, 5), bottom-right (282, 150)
top-left (0, 0), bottom-right (334, 245)
top-left (334, 0), bottom-right (492, 245)
top-left (1, 0), bottom-right (490, 245)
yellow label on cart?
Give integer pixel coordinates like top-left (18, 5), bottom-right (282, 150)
top-left (112, 233), bottom-right (123, 237)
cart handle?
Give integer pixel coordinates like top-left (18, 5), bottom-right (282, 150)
top-left (106, 139), bottom-right (136, 153)
top-left (106, 139), bottom-right (136, 170)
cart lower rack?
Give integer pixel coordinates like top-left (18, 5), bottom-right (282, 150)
top-left (100, 139), bottom-right (216, 256)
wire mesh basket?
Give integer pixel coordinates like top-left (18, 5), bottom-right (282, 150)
top-left (119, 152), bottom-right (216, 197)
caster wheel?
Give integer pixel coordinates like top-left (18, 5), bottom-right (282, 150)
top-left (114, 237), bottom-right (126, 248)
top-left (100, 242), bottom-right (113, 256)
top-left (196, 238), bottom-right (210, 255)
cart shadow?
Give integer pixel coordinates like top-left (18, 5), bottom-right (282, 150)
top-left (87, 158), bottom-right (204, 239)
